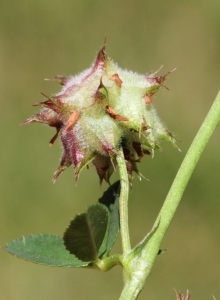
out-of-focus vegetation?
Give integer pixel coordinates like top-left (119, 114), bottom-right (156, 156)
top-left (0, 1), bottom-right (220, 299)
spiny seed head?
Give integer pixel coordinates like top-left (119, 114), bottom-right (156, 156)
top-left (23, 44), bottom-right (177, 186)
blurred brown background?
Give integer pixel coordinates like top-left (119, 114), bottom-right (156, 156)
top-left (0, 1), bottom-right (220, 299)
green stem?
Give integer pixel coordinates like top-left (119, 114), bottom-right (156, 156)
top-left (116, 147), bottom-right (131, 254)
top-left (95, 254), bottom-right (122, 271)
top-left (119, 90), bottom-right (220, 299)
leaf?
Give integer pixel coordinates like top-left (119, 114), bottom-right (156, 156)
top-left (105, 195), bottom-right (119, 255)
top-left (87, 204), bottom-right (109, 251)
top-left (98, 181), bottom-right (120, 257)
top-left (2, 234), bottom-right (89, 267)
top-left (63, 203), bottom-right (109, 261)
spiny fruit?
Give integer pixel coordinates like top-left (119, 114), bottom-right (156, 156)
top-left (24, 44), bottom-right (177, 186)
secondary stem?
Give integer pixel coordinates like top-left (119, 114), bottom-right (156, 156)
top-left (144, 90), bottom-right (220, 274)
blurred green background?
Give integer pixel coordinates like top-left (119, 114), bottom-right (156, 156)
top-left (1, 0), bottom-right (220, 299)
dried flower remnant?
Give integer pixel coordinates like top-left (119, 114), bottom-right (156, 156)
top-left (174, 289), bottom-right (190, 300)
top-left (23, 44), bottom-right (177, 185)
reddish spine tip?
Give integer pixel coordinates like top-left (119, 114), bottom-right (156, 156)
top-left (109, 73), bottom-right (122, 87)
top-left (62, 110), bottom-right (79, 134)
top-left (106, 105), bottom-right (128, 121)
top-left (144, 93), bottom-right (153, 105)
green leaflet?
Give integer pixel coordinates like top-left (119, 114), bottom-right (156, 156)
top-left (2, 234), bottom-right (89, 267)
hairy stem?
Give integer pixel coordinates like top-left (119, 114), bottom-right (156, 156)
top-left (116, 148), bottom-right (131, 254)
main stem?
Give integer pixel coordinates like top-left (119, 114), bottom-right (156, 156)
top-left (116, 148), bottom-right (131, 284)
top-left (119, 90), bottom-right (220, 299)
top-left (116, 148), bottom-right (131, 254)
